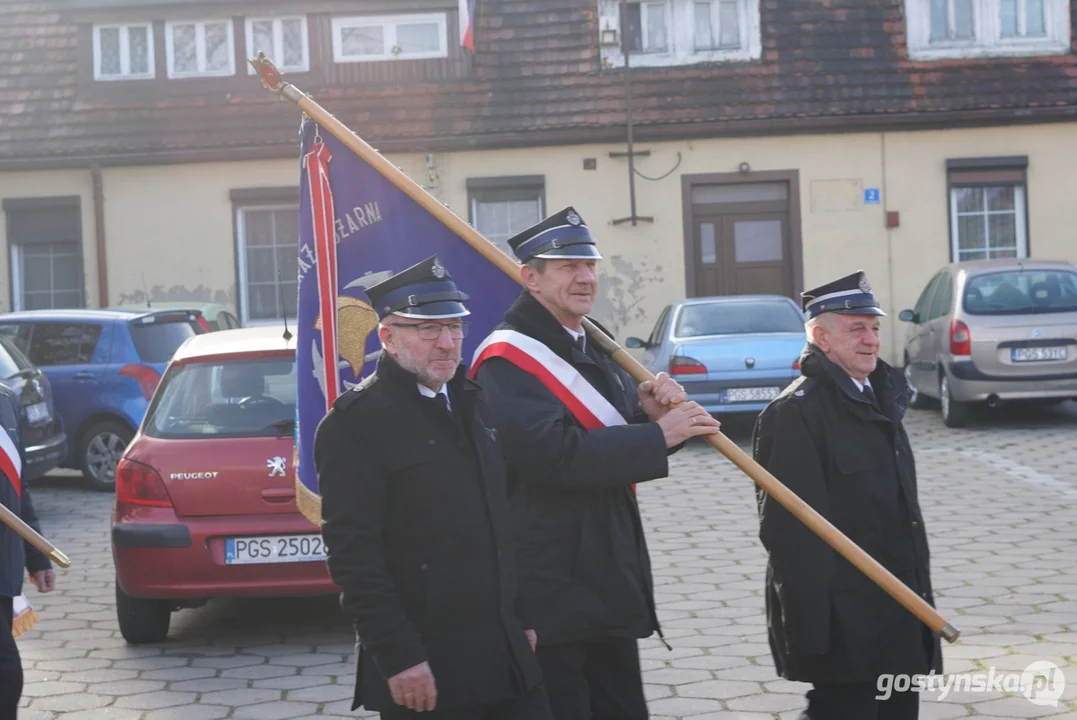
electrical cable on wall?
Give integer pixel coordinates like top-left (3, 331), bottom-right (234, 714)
top-left (634, 152), bottom-right (682, 182)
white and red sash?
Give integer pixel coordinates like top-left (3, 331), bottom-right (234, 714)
top-left (0, 424), bottom-right (21, 500)
top-left (470, 329), bottom-right (628, 430)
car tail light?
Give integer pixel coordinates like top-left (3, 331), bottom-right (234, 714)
top-left (793, 359), bottom-right (800, 370)
top-left (116, 458), bottom-right (172, 509)
top-left (196, 315), bottom-right (210, 332)
top-left (669, 356), bottom-right (707, 375)
top-left (950, 320), bottom-right (971, 356)
top-left (120, 364), bottom-right (162, 400)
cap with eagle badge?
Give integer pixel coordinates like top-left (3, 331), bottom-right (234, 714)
top-left (801, 270), bottom-right (886, 319)
top-left (507, 206), bottom-right (603, 264)
top-left (364, 255), bottom-right (471, 320)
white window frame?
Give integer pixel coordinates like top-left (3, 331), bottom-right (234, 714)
top-left (906, 0), bottom-right (1070, 60)
top-left (165, 19), bottom-right (236, 78)
top-left (948, 185), bottom-right (1029, 262)
top-left (245, 16), bottom-right (310, 74)
top-left (9, 243), bottom-right (85, 312)
top-left (92, 23), bottom-right (155, 81)
top-left (236, 204), bottom-right (299, 327)
top-left (332, 13), bottom-right (449, 63)
top-left (598, 0), bottom-right (762, 68)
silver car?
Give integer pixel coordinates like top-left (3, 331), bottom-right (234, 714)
top-left (898, 258), bottom-right (1077, 427)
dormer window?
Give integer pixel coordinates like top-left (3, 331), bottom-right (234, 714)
top-left (331, 14), bottom-right (449, 63)
top-left (93, 23), bottom-right (154, 80)
top-left (246, 16), bottom-right (309, 73)
top-left (165, 20), bottom-right (235, 78)
top-left (598, 0), bottom-right (761, 68)
top-left (907, 0), bottom-right (1069, 59)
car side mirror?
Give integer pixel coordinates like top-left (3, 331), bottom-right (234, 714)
top-left (898, 309), bottom-right (917, 323)
top-left (625, 337), bottom-right (648, 349)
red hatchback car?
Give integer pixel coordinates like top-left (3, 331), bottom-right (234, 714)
top-left (111, 325), bottom-right (338, 644)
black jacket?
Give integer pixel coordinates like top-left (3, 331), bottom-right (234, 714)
top-left (474, 291), bottom-right (675, 647)
top-left (751, 344), bottom-right (943, 684)
top-left (0, 383), bottom-right (51, 599)
top-left (314, 352), bottom-right (542, 712)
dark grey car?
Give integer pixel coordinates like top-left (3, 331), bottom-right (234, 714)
top-left (0, 335), bottom-right (66, 478)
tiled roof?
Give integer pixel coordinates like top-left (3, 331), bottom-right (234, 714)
top-left (1, 0), bottom-right (1075, 168)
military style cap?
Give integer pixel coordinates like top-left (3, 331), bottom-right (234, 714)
top-left (365, 255), bottom-right (470, 320)
top-left (801, 270), bottom-right (886, 319)
top-left (507, 207), bottom-right (603, 264)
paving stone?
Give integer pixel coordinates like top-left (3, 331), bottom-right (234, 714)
top-left (55, 709), bottom-right (145, 720)
top-left (232, 701), bottom-right (321, 719)
top-left (169, 677), bottom-right (249, 693)
top-left (140, 666), bottom-right (219, 682)
top-left (19, 681), bottom-right (84, 697)
top-left (112, 691), bottom-right (198, 710)
top-left (29, 693), bottom-right (114, 713)
top-left (286, 683), bottom-right (355, 703)
top-left (254, 675), bottom-right (326, 691)
top-left (676, 679), bottom-right (761, 699)
top-left (142, 707), bottom-right (231, 720)
top-left (198, 688), bottom-right (284, 706)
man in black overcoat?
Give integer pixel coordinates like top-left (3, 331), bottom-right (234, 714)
top-left (315, 256), bottom-right (551, 719)
top-left (471, 208), bottom-right (724, 719)
top-left (752, 270), bottom-right (943, 720)
top-left (1, 383), bottom-right (57, 717)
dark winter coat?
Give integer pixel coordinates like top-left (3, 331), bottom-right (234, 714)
top-left (751, 344), bottom-right (943, 684)
top-left (314, 351), bottom-right (542, 713)
top-left (0, 383), bottom-right (51, 599)
top-left (474, 291), bottom-right (676, 647)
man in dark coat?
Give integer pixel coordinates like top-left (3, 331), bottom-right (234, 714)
top-left (752, 271), bottom-right (943, 720)
top-left (471, 208), bottom-right (723, 719)
top-left (315, 256), bottom-right (551, 719)
top-left (1, 383), bottom-right (56, 717)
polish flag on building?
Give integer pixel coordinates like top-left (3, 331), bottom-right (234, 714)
top-left (459, 0), bottom-right (477, 52)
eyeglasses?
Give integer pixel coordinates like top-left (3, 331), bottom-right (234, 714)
top-left (389, 321), bottom-right (470, 340)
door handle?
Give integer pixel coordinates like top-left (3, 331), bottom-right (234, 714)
top-left (73, 372), bottom-right (95, 381)
top-left (261, 488), bottom-right (295, 503)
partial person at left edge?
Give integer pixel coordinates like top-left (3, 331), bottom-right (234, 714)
top-left (314, 256), bottom-right (552, 719)
top-left (0, 382), bottom-right (58, 718)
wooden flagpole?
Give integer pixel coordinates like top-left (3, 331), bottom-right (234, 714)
top-left (249, 53), bottom-right (959, 644)
top-left (0, 502), bottom-right (71, 568)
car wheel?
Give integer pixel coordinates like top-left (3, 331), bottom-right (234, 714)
top-left (939, 374), bottom-right (969, 428)
top-left (904, 357), bottom-right (931, 409)
top-left (79, 421), bottom-right (133, 492)
top-left (115, 581), bottom-right (171, 644)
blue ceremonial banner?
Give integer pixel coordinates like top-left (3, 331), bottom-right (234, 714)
top-left (293, 120), bottom-right (522, 524)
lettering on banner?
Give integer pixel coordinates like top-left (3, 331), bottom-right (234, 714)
top-left (298, 201), bottom-right (384, 286)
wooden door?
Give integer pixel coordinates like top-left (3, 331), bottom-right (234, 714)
top-left (692, 212), bottom-right (792, 297)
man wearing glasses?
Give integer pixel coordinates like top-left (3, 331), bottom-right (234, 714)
top-left (315, 256), bottom-right (552, 719)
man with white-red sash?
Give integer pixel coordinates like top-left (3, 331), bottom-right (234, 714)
top-left (470, 207), bottom-right (723, 719)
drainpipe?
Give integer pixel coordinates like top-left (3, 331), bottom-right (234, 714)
top-left (91, 164), bottom-right (108, 307)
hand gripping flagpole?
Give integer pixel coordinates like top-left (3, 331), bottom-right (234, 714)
top-left (0, 501), bottom-right (71, 569)
top-left (249, 53), bottom-right (959, 644)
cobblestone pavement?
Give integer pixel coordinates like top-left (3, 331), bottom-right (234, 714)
top-left (14, 401), bottom-right (1077, 719)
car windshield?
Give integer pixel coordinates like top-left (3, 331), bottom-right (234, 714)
top-left (0, 337), bottom-right (32, 380)
top-left (675, 301), bottom-right (804, 338)
top-left (145, 356), bottom-right (296, 439)
top-left (129, 319), bottom-right (200, 363)
top-left (963, 269), bottom-right (1077, 315)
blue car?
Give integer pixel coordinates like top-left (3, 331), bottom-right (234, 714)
top-left (0, 309), bottom-right (204, 491)
top-left (626, 295), bottom-right (807, 416)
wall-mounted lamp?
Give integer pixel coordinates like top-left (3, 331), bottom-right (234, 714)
top-left (738, 162), bottom-right (751, 173)
top-left (600, 25), bottom-right (619, 47)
